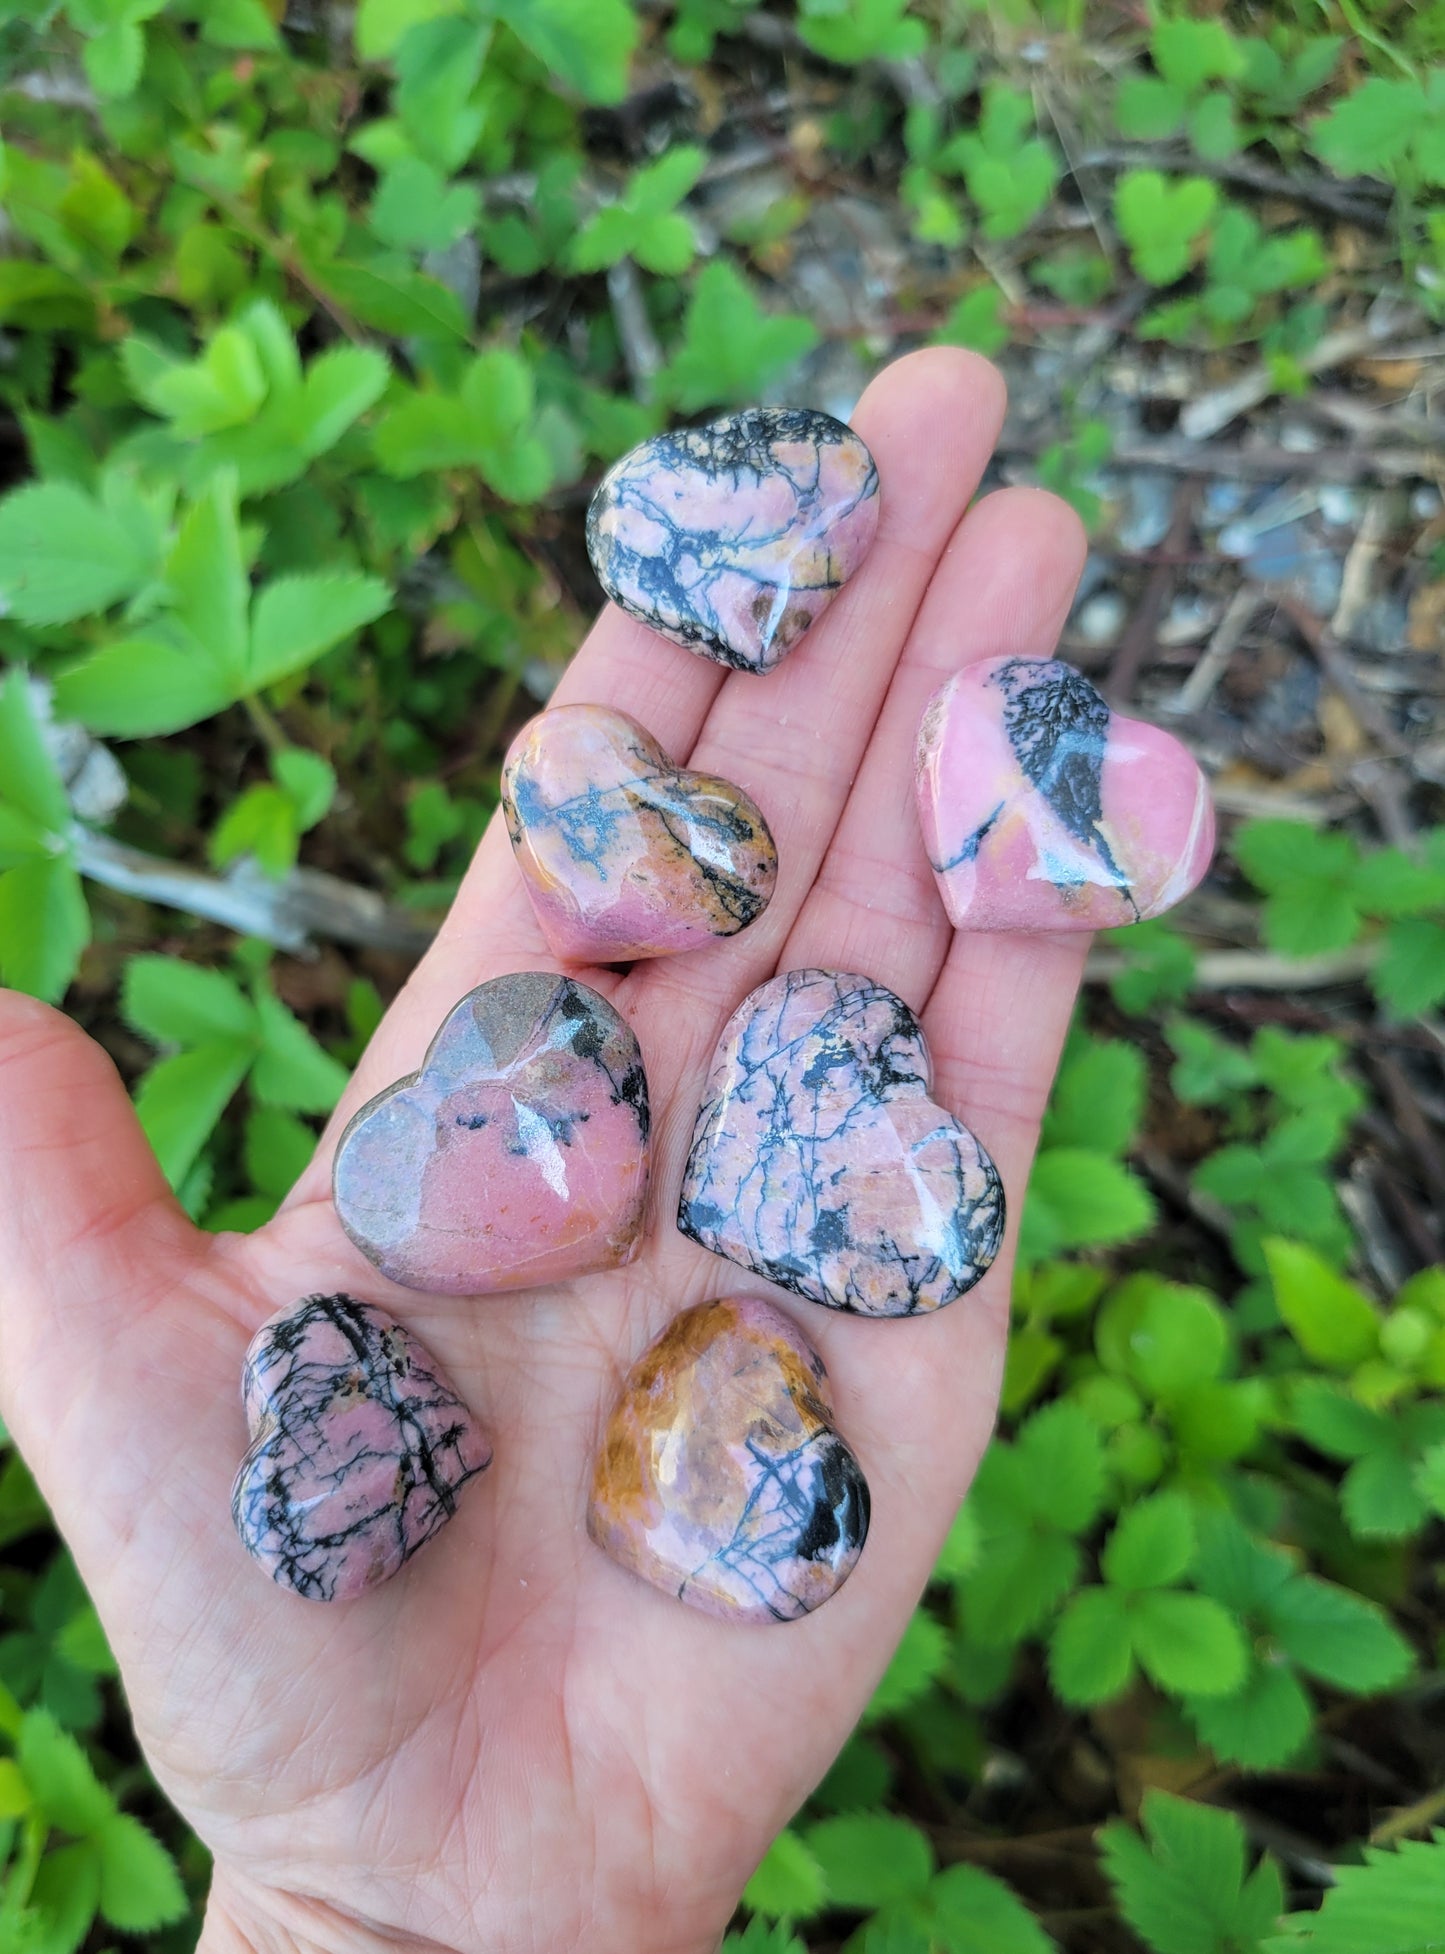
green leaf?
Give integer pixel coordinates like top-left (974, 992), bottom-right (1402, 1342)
top-left (134, 1042), bottom-right (255, 1186)
top-left (167, 474), bottom-right (248, 678)
top-left (743, 1830), bottom-right (828, 1922)
top-left (122, 956), bottom-right (256, 1047)
top-left (274, 749), bottom-right (337, 829)
top-left (1187, 1658), bottom-right (1314, 1770)
top-left (1022, 1151), bottom-right (1156, 1256)
top-left (1114, 170), bottom-right (1217, 285)
top-left (294, 345), bottom-right (391, 457)
top-left (1291, 1381), bottom-right (1390, 1461)
top-left (355, 0), bottom-right (463, 60)
top-left (0, 482), bottom-right (151, 627)
top-left (1342, 1446), bottom-right (1430, 1541)
top-left (301, 256), bottom-right (469, 340)
top-left (661, 261), bottom-right (819, 414)
top-left (248, 573), bottom-right (391, 690)
top-left (141, 325), bottom-right (268, 438)
top-left (1042, 1037), bottom-right (1146, 1155)
top-left (1103, 1790), bottom-right (1281, 1954)
top-left (250, 989), bottom-right (348, 1112)
top-left (83, 17), bottom-right (145, 98)
top-left (723, 1922), bottom-right (807, 1954)
top-left (1151, 17), bottom-right (1243, 90)
top-left (0, 672), bottom-right (70, 834)
top-left (494, 0), bottom-right (638, 103)
top-left (93, 1812), bottom-right (188, 1931)
top-left (1376, 919), bottom-right (1445, 1019)
top-left (1016, 1401), bottom-right (1108, 1534)
top-left (1265, 1830), bottom-right (1445, 1952)
top-left (928, 1864), bottom-right (1058, 1954)
top-left (28, 1840), bottom-right (101, 1954)
top-left (1131, 1591), bottom-right (1249, 1699)
top-left (865, 1609), bottom-right (949, 1720)
top-left (1104, 1492), bottom-right (1196, 1591)
top-left (17, 1710), bottom-right (114, 1833)
top-left (798, 0), bottom-right (927, 64)
top-left (371, 155), bottom-right (482, 252)
top-left (964, 1528), bottom-right (1081, 1647)
top-left (1311, 78), bottom-right (1426, 180)
top-left (1115, 75), bottom-right (1188, 140)
top-left (243, 1106), bottom-right (316, 1199)
top-left (804, 1813), bottom-right (934, 1911)
top-left (1049, 1586), bottom-right (1135, 1705)
top-left (51, 636), bottom-right (233, 739)
top-left (1267, 1574), bottom-right (1413, 1693)
top-left (1265, 1238), bottom-right (1379, 1368)
top-left (210, 786), bottom-right (300, 876)
top-left (0, 858), bottom-right (90, 1003)
top-left (55, 1605), bottom-right (116, 1678)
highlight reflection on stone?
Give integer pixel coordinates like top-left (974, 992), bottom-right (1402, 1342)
top-left (679, 969), bottom-right (1004, 1317)
top-left (333, 974), bottom-right (650, 1295)
top-left (588, 1296), bottom-right (868, 1624)
top-left (586, 407), bottom-right (881, 673)
top-left (232, 1294), bottom-right (490, 1602)
top-left (916, 656), bottom-right (1215, 932)
top-left (501, 705), bottom-right (777, 962)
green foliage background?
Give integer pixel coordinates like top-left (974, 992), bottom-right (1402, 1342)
top-left (1, 0), bottom-right (1443, 1948)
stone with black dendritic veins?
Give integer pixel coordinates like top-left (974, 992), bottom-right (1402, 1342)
top-left (588, 1295), bottom-right (868, 1624)
top-left (915, 656), bottom-right (1215, 932)
top-left (501, 704), bottom-right (777, 962)
top-left (586, 408), bottom-right (881, 673)
top-left (231, 1294), bottom-right (491, 1602)
top-left (332, 973), bottom-right (650, 1295)
top-left (678, 969), bottom-right (1004, 1317)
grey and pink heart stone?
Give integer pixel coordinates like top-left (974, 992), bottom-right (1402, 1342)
top-left (332, 973), bottom-right (651, 1296)
top-left (231, 1294), bottom-right (490, 1602)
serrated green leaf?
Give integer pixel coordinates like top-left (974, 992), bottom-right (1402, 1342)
top-left (1376, 919), bottom-right (1445, 1020)
top-left (1266, 1830), bottom-right (1445, 1952)
top-left (1131, 1591), bottom-right (1249, 1698)
top-left (134, 1041), bottom-right (254, 1186)
top-left (1267, 1574), bottom-right (1413, 1693)
top-left (964, 1528), bottom-right (1081, 1647)
top-left (51, 635), bottom-right (233, 739)
top-left (165, 474), bottom-right (247, 678)
top-left (928, 1863), bottom-right (1058, 1953)
top-left (1042, 1036), bottom-right (1146, 1155)
top-left (1114, 170), bottom-right (1217, 284)
top-left (18, 1710), bottom-right (114, 1833)
top-left (1115, 75), bottom-right (1188, 139)
top-left (294, 345), bottom-right (390, 457)
top-left (494, 0), bottom-right (637, 102)
top-left (248, 573), bottom-right (391, 690)
top-left (1023, 1150), bottom-right (1157, 1256)
top-left (660, 260), bottom-right (818, 414)
top-left (1311, 78), bottom-right (1426, 180)
top-left (1014, 1400), bottom-right (1108, 1534)
top-left (1096, 1276), bottom-right (1228, 1398)
top-left (865, 1609), bottom-right (949, 1721)
top-left (1187, 1657), bottom-right (1314, 1770)
top-left (0, 857), bottom-right (89, 1003)
top-left (122, 956), bottom-right (256, 1047)
top-left (804, 1813), bottom-right (934, 1911)
top-left (1342, 1447), bottom-right (1429, 1541)
top-left (1103, 1790), bottom-right (1278, 1954)
top-left (1049, 1586), bottom-right (1134, 1705)
top-left (743, 1829), bottom-right (828, 1922)
top-left (28, 1839), bottom-right (101, 1954)
top-left (250, 989), bottom-right (348, 1112)
top-left (1265, 1239), bottom-right (1379, 1368)
top-left (0, 672), bottom-right (70, 834)
top-left (93, 1811), bottom-right (188, 1930)
top-left (1104, 1491), bottom-right (1196, 1592)
top-left (0, 482), bottom-right (152, 626)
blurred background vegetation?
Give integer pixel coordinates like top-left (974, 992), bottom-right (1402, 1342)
top-left (0, 0), bottom-right (1443, 1948)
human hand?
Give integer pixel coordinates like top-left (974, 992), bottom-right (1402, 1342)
top-left (0, 349), bottom-right (1089, 1954)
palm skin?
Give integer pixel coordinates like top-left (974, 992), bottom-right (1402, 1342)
top-left (0, 351), bottom-right (1092, 1954)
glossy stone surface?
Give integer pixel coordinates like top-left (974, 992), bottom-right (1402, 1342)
top-left (586, 408), bottom-right (881, 673)
top-left (333, 974), bottom-right (650, 1295)
top-left (679, 969), bottom-right (1004, 1317)
top-left (232, 1294), bottom-right (490, 1602)
top-left (588, 1296), bottom-right (868, 1624)
top-left (501, 705), bottom-right (777, 962)
top-left (916, 656), bottom-right (1215, 932)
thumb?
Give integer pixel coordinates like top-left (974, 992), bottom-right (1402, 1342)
top-left (0, 989), bottom-right (221, 1556)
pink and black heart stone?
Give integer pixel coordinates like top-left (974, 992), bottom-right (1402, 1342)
top-left (678, 968), bottom-right (1004, 1317)
top-left (231, 1294), bottom-right (491, 1602)
top-left (586, 407), bottom-right (881, 673)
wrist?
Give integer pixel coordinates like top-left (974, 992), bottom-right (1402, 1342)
top-left (201, 1871), bottom-right (455, 1954)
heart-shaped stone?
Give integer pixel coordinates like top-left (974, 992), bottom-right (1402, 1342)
top-left (586, 407), bottom-right (881, 674)
top-left (231, 1293), bottom-right (491, 1602)
top-left (678, 969), bottom-right (1004, 1317)
top-left (333, 973), bottom-right (651, 1295)
top-left (588, 1295), bottom-right (868, 1623)
top-left (916, 656), bottom-right (1215, 932)
top-left (501, 705), bottom-right (778, 962)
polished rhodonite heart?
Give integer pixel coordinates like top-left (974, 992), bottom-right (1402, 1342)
top-left (231, 1293), bottom-right (491, 1602)
top-left (501, 705), bottom-right (778, 962)
top-left (586, 407), bottom-right (881, 673)
top-left (915, 655), bottom-right (1215, 932)
top-left (332, 973), bottom-right (650, 1294)
top-left (678, 969), bottom-right (1004, 1317)
top-left (588, 1295), bottom-right (868, 1623)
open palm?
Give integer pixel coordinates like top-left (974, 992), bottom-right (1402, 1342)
top-left (0, 351), bottom-right (1092, 1954)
